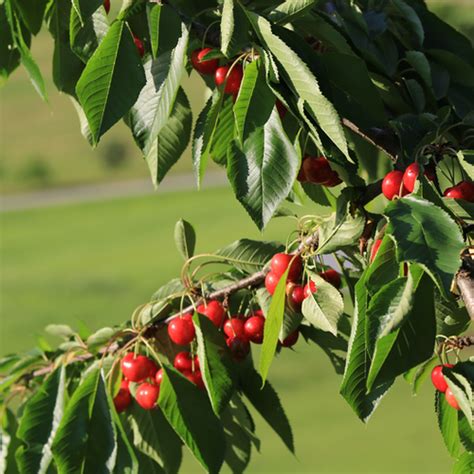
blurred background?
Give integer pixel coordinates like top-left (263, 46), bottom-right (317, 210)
top-left (1, 1), bottom-right (472, 472)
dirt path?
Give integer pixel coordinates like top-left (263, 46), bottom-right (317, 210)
top-left (0, 171), bottom-right (228, 212)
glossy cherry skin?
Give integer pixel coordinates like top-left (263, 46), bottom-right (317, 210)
top-left (244, 315), bottom-right (265, 344)
top-left (191, 48), bottom-right (219, 75)
top-left (223, 318), bottom-right (247, 339)
top-left (121, 353), bottom-right (154, 382)
top-left (103, 0), bottom-right (110, 14)
top-left (265, 272), bottom-right (280, 295)
top-left (133, 36), bottom-right (145, 58)
top-left (174, 351), bottom-right (194, 372)
top-left (370, 239), bottom-right (383, 263)
top-left (197, 300), bottom-right (226, 328)
top-left (270, 253), bottom-right (303, 281)
top-left (168, 317), bottom-right (195, 345)
top-left (402, 163), bottom-right (419, 193)
top-left (155, 368), bottom-right (164, 385)
top-left (182, 370), bottom-right (205, 389)
top-left (319, 269), bottom-right (341, 289)
top-left (431, 364), bottom-right (453, 393)
top-left (135, 383), bottom-right (160, 410)
top-left (226, 336), bottom-right (250, 361)
top-left (281, 330), bottom-right (299, 348)
top-left (445, 388), bottom-right (460, 410)
top-left (113, 381), bottom-right (132, 413)
top-left (444, 181), bottom-right (474, 202)
top-left (303, 280), bottom-right (317, 298)
top-left (289, 285), bottom-right (305, 310)
top-left (382, 170), bottom-right (407, 200)
top-left (215, 64), bottom-right (243, 95)
top-left (302, 156), bottom-right (333, 184)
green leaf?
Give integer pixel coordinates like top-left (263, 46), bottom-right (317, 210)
top-left (216, 239), bottom-right (283, 275)
top-left (435, 392), bottom-right (461, 458)
top-left (1, 409), bottom-right (21, 474)
top-left (221, 0), bottom-right (249, 58)
top-left (210, 95), bottom-right (235, 165)
top-left (76, 20), bottom-right (146, 144)
top-left (45, 324), bottom-right (76, 339)
top-left (458, 411), bottom-right (474, 453)
top-left (52, 369), bottom-right (117, 474)
top-left (193, 313), bottom-right (236, 414)
top-left (128, 404), bottom-right (182, 473)
top-left (444, 367), bottom-right (473, 427)
top-left (385, 196), bottom-right (465, 299)
top-left (174, 219), bottom-right (196, 261)
top-left (427, 49), bottom-right (474, 87)
top-left (259, 266), bottom-right (289, 383)
top-left (0, 5), bottom-right (21, 80)
top-left (86, 327), bottom-right (115, 351)
top-left (70, 0), bottom-right (102, 25)
top-left (386, 0), bottom-right (424, 49)
top-left (435, 293), bottom-right (470, 338)
top-left (403, 357), bottom-right (437, 395)
top-left (301, 273), bottom-right (344, 336)
top-left (13, 0), bottom-right (49, 35)
top-left (267, 0), bottom-right (316, 24)
top-left (245, 10), bottom-right (349, 159)
top-left (453, 452), bottom-right (474, 474)
top-left (227, 109), bottom-right (299, 230)
top-left (111, 406), bottom-right (138, 474)
top-left (238, 362), bottom-right (294, 453)
top-left (405, 51), bottom-right (432, 90)
top-left (15, 367), bottom-right (66, 474)
top-left (158, 365), bottom-right (225, 474)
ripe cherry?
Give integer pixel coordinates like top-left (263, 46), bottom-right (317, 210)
top-left (121, 353), bottom-right (154, 382)
top-left (190, 48), bottom-right (219, 75)
top-left (319, 269), bottom-right (341, 289)
top-left (402, 163), bottom-right (419, 193)
top-left (303, 280), bottom-right (316, 298)
top-left (270, 253), bottom-right (303, 281)
top-left (297, 165), bottom-right (307, 182)
top-left (276, 100), bottom-right (287, 119)
top-left (133, 36), bottom-right (145, 58)
top-left (223, 318), bottom-right (247, 339)
top-left (444, 181), bottom-right (474, 202)
top-left (281, 330), bottom-right (299, 348)
top-left (322, 170), bottom-right (342, 187)
top-left (244, 315), bottom-right (265, 344)
top-left (167, 316), bottom-right (195, 345)
top-left (113, 380), bottom-right (132, 413)
top-left (197, 300), bottom-right (226, 327)
top-left (226, 336), bottom-right (250, 361)
top-left (431, 364), bottom-right (454, 393)
top-left (135, 383), bottom-right (160, 410)
top-left (382, 170), bottom-right (407, 200)
top-left (302, 156), bottom-right (333, 184)
top-left (215, 64), bottom-right (243, 95)
top-left (103, 0), bottom-right (110, 14)
top-left (265, 271), bottom-right (280, 295)
top-left (155, 368), bottom-right (164, 385)
top-left (370, 239), bottom-right (383, 263)
top-left (445, 388), bottom-right (460, 410)
top-left (289, 285), bottom-right (305, 310)
top-left (183, 370), bottom-right (205, 389)
top-left (174, 351), bottom-right (193, 372)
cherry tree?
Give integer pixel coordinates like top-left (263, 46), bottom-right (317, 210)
top-left (1, 0), bottom-right (473, 472)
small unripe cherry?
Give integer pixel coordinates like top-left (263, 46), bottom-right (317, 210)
top-left (133, 36), bottom-right (144, 58)
top-left (303, 280), bottom-right (317, 298)
top-left (135, 383), bottom-right (160, 410)
top-left (445, 388), bottom-right (460, 410)
top-left (270, 253), bottom-right (303, 280)
top-left (167, 317), bottom-right (195, 345)
top-left (319, 269), bottom-right (341, 289)
top-left (431, 364), bottom-right (453, 393)
top-left (197, 300), bottom-right (226, 327)
top-left (214, 64), bottom-right (243, 95)
top-left (281, 330), bottom-right (299, 348)
top-left (370, 239), bottom-right (383, 263)
top-left (223, 318), bottom-right (247, 339)
top-left (190, 48), bottom-right (219, 75)
top-left (302, 156), bottom-right (333, 184)
top-left (226, 336), bottom-right (250, 361)
top-left (121, 353), bottom-right (154, 382)
top-left (174, 351), bottom-right (193, 372)
top-left (382, 170), bottom-right (407, 200)
top-left (265, 272), bottom-right (280, 295)
top-left (244, 315), bottom-right (265, 344)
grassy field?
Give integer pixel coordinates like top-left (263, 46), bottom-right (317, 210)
top-left (0, 1), bottom-right (472, 194)
top-left (1, 188), bottom-right (452, 473)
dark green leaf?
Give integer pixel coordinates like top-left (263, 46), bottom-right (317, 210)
top-left (435, 391), bottom-right (461, 458)
top-left (267, 0), bottom-right (316, 24)
top-left (221, 0), bottom-right (249, 57)
top-left (13, 0), bottom-right (49, 35)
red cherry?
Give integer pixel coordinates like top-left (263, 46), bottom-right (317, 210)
top-left (146, 359), bottom-right (158, 378)
top-left (289, 285), bottom-right (305, 310)
top-left (226, 336), bottom-right (250, 361)
top-left (135, 383), bottom-right (160, 410)
top-left (302, 156), bottom-right (333, 184)
top-left (174, 351), bottom-right (193, 372)
top-left (133, 36), bottom-right (144, 58)
top-left (244, 315), bottom-right (265, 344)
top-left (155, 368), bottom-right (163, 385)
top-left (113, 384), bottom-right (132, 413)
top-left (193, 355), bottom-right (200, 370)
top-left (167, 317), bottom-right (195, 345)
top-left (103, 0), bottom-right (110, 14)
top-left (197, 300), bottom-right (226, 327)
top-left (322, 170), bottom-right (342, 187)
top-left (297, 165), bottom-right (307, 182)
top-left (382, 170), bottom-right (407, 200)
top-left (214, 64), bottom-right (243, 95)
top-left (370, 239), bottom-right (383, 263)
top-left (402, 163), bottom-right (419, 193)
top-left (445, 388), bottom-right (460, 410)
top-left (431, 364), bottom-right (454, 393)
top-left (319, 269), bottom-right (341, 289)
top-left (276, 100), bottom-right (287, 119)
top-left (121, 353), bottom-right (154, 382)
top-left (303, 280), bottom-right (317, 298)
top-left (265, 272), bottom-right (280, 295)
top-left (281, 330), bottom-right (299, 348)
top-left (183, 370), bottom-right (205, 389)
top-left (252, 309), bottom-right (264, 317)
top-left (270, 253), bottom-right (303, 281)
top-left (190, 48), bottom-right (219, 75)
top-left (444, 181), bottom-right (474, 202)
top-left (223, 318), bottom-right (247, 339)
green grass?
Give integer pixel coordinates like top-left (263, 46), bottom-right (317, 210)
top-left (1, 188), bottom-right (452, 473)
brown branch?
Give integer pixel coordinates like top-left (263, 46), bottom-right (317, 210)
top-left (457, 269), bottom-right (474, 322)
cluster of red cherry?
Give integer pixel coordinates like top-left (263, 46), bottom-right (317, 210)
top-left (297, 156), bottom-right (342, 187)
top-left (431, 364), bottom-right (460, 410)
top-left (382, 163), bottom-right (474, 202)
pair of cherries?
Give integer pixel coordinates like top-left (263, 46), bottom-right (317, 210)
top-left (431, 364), bottom-right (460, 410)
